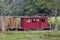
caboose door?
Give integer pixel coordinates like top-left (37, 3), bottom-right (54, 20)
top-left (40, 18), bottom-right (49, 30)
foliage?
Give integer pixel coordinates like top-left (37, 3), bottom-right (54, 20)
top-left (0, 0), bottom-right (12, 16)
top-left (0, 0), bottom-right (60, 16)
top-left (48, 17), bottom-right (60, 29)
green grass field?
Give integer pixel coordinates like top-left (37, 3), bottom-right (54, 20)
top-left (0, 31), bottom-right (60, 40)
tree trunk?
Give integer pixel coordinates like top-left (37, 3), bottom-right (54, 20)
top-left (54, 0), bottom-right (58, 31)
top-left (1, 16), bottom-right (5, 32)
top-left (54, 10), bottom-right (58, 31)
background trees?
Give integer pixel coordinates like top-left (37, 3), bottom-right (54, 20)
top-left (0, 0), bottom-right (60, 16)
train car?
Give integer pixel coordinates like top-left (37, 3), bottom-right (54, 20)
top-left (21, 16), bottom-right (50, 30)
top-left (4, 17), bottom-right (20, 31)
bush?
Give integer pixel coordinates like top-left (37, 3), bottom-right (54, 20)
top-left (48, 17), bottom-right (60, 30)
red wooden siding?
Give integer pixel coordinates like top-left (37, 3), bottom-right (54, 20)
top-left (21, 17), bottom-right (49, 30)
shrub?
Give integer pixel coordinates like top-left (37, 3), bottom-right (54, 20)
top-left (48, 17), bottom-right (60, 30)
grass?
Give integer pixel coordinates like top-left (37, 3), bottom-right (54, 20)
top-left (0, 31), bottom-right (60, 40)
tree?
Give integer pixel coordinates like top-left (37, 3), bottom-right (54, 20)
top-left (54, 0), bottom-right (58, 31)
top-left (0, 0), bottom-right (11, 32)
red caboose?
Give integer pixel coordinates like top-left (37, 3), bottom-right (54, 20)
top-left (21, 15), bottom-right (50, 30)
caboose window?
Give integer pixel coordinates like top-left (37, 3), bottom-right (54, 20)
top-left (36, 19), bottom-right (39, 21)
top-left (32, 19), bottom-right (35, 22)
top-left (41, 19), bottom-right (45, 22)
top-left (26, 19), bottom-right (30, 23)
